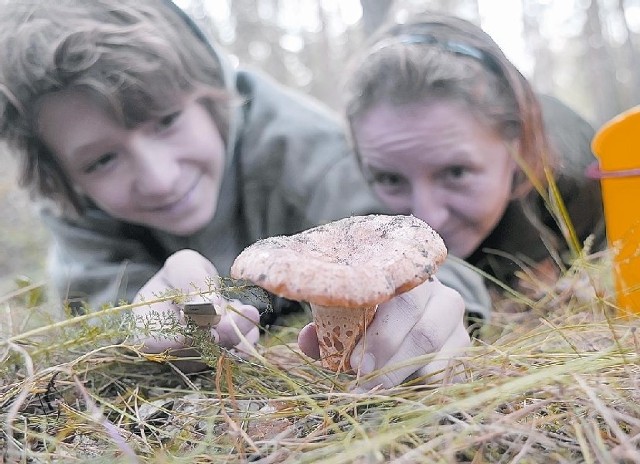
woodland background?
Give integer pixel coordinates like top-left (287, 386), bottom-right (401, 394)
top-left (2, 0), bottom-right (640, 293)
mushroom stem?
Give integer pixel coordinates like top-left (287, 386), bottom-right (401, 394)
top-left (310, 303), bottom-right (377, 372)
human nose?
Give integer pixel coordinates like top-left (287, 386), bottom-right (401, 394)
top-left (129, 136), bottom-right (180, 197)
top-left (411, 184), bottom-right (448, 231)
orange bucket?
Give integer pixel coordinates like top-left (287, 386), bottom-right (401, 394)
top-left (591, 106), bottom-right (640, 315)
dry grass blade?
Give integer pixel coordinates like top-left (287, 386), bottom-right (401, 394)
top-left (1, 255), bottom-right (639, 463)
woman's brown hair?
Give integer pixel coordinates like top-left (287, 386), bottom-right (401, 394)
top-left (344, 12), bottom-right (556, 198)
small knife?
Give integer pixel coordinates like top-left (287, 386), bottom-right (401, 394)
top-left (182, 301), bottom-right (222, 327)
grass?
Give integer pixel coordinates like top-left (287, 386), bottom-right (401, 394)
top-left (1, 149), bottom-right (638, 462)
top-left (2, 251), bottom-right (639, 464)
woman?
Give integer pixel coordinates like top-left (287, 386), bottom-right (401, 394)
top-left (344, 13), bottom-right (605, 295)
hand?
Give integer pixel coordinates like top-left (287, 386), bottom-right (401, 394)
top-left (298, 277), bottom-right (469, 391)
top-left (130, 249), bottom-right (260, 369)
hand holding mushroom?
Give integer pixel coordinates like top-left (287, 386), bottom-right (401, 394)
top-left (231, 214), bottom-right (470, 389)
top-left (130, 249), bottom-right (260, 370)
top-left (299, 276), bottom-right (469, 391)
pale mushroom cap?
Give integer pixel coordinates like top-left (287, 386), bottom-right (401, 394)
top-left (230, 215), bottom-right (447, 308)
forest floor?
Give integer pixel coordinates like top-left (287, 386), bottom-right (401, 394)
top-left (0, 152), bottom-right (50, 295)
top-left (2, 149), bottom-right (639, 463)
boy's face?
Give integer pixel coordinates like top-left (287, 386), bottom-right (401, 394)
top-left (36, 89), bottom-right (226, 236)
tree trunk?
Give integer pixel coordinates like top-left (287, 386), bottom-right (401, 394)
top-left (583, 0), bottom-right (622, 124)
top-left (616, 0), bottom-right (640, 105)
top-left (521, 0), bottom-right (555, 94)
top-left (359, 0), bottom-right (392, 37)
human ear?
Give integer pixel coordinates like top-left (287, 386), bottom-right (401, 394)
top-left (506, 139), bottom-right (525, 199)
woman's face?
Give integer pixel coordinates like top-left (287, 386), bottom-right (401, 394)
top-left (36, 89), bottom-right (225, 236)
top-left (352, 100), bottom-right (517, 258)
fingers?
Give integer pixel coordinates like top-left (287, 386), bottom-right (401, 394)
top-left (229, 326), bottom-right (261, 359)
top-left (350, 278), bottom-right (467, 391)
top-left (132, 250), bottom-right (262, 355)
top-left (216, 300), bottom-right (260, 348)
top-left (133, 250), bottom-right (220, 326)
top-left (351, 278), bottom-right (458, 371)
top-left (161, 249), bottom-right (220, 297)
top-left (134, 299), bottom-right (261, 355)
top-left (131, 250), bottom-right (220, 351)
top-left (297, 323), bottom-right (321, 359)
top-left (409, 324), bottom-right (470, 384)
top-left (348, 284), bottom-right (431, 372)
top-left (130, 331), bottom-right (191, 354)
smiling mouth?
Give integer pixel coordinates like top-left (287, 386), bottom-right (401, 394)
top-left (147, 176), bottom-right (200, 212)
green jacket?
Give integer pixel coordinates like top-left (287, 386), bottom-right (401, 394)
top-left (42, 65), bottom-right (378, 309)
top-left (39, 8), bottom-right (494, 322)
top-left (42, 62), bottom-right (492, 321)
top-left (39, 4), bottom-right (496, 322)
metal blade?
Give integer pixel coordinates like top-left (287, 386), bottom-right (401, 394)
top-left (182, 301), bottom-right (222, 327)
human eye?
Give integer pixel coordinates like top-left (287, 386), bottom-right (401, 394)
top-left (83, 152), bottom-right (118, 174)
top-left (155, 110), bottom-right (182, 132)
top-left (373, 171), bottom-right (405, 187)
top-left (365, 167), bottom-right (408, 192)
top-left (442, 165), bottom-right (469, 181)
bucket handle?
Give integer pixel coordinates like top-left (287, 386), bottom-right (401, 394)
top-left (586, 161), bottom-right (640, 179)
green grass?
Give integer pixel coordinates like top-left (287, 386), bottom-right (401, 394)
top-left (2, 148), bottom-right (638, 463)
top-left (2, 253), bottom-right (639, 463)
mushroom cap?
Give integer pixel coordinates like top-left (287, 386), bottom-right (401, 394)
top-left (230, 214), bottom-right (447, 308)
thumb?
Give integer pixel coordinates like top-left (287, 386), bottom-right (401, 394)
top-left (298, 322), bottom-right (321, 359)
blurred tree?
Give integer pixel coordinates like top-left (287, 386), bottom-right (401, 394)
top-left (613, 0), bottom-right (640, 109)
top-left (583, 0), bottom-right (623, 123)
top-left (359, 0), bottom-right (392, 36)
top-left (522, 0), bottom-right (555, 94)
top-left (304, 4), bottom-right (350, 109)
top-left (386, 0), bottom-right (480, 25)
top-left (177, 0), bottom-right (638, 124)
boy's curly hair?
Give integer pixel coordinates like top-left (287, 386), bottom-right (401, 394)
top-left (0, 0), bottom-right (231, 213)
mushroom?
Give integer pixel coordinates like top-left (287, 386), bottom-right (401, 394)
top-left (230, 214), bottom-right (447, 372)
